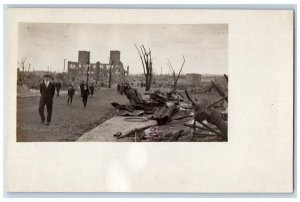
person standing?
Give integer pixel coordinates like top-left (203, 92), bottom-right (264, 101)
top-left (55, 80), bottom-right (62, 97)
top-left (39, 74), bottom-right (56, 125)
top-left (80, 81), bottom-right (85, 97)
top-left (82, 84), bottom-right (90, 108)
top-left (89, 83), bottom-right (94, 98)
top-left (67, 85), bottom-right (75, 106)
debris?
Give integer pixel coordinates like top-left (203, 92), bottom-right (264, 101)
top-left (193, 103), bottom-right (228, 141)
top-left (169, 109), bottom-right (192, 121)
top-left (177, 133), bottom-right (193, 141)
top-left (211, 81), bottom-right (227, 102)
top-left (207, 96), bottom-right (228, 109)
top-left (224, 74), bottom-right (228, 83)
top-left (152, 102), bottom-right (177, 125)
top-left (179, 102), bottom-right (192, 109)
top-left (184, 90), bottom-right (228, 141)
top-left (109, 82), bottom-right (227, 142)
top-left (124, 117), bottom-right (148, 122)
top-left (113, 132), bottom-right (122, 137)
top-left (184, 123), bottom-right (213, 132)
top-left (125, 87), bottom-right (144, 106)
top-left (144, 126), bottom-right (161, 139)
top-left (117, 125), bottom-right (156, 139)
top-left (117, 109), bottom-right (144, 116)
top-left (111, 102), bottom-right (135, 112)
top-left (150, 90), bottom-right (168, 103)
top-left (170, 129), bottom-right (184, 141)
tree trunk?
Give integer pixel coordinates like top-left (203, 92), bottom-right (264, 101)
top-left (145, 74), bottom-right (150, 91)
top-left (109, 66), bottom-right (112, 88)
top-left (173, 82), bottom-right (177, 92)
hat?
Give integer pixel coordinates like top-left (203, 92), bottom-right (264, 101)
top-left (43, 74), bottom-right (51, 78)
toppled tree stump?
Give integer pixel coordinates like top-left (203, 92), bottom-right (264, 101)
top-left (125, 88), bottom-right (144, 106)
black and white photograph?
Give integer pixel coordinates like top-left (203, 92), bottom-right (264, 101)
top-left (17, 23), bottom-right (228, 142)
top-left (5, 7), bottom-right (294, 193)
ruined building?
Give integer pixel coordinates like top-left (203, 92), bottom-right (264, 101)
top-left (67, 50), bottom-right (128, 85)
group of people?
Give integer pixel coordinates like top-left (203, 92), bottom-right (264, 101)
top-left (38, 74), bottom-right (95, 125)
top-left (67, 81), bottom-right (94, 107)
top-left (117, 82), bottom-right (131, 95)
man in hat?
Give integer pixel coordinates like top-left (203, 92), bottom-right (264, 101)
top-left (89, 83), bottom-right (94, 98)
top-left (67, 84), bottom-right (75, 106)
top-left (39, 74), bottom-right (56, 125)
top-left (55, 79), bottom-right (62, 97)
top-left (81, 84), bottom-right (90, 108)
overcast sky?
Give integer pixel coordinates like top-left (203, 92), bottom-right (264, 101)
top-left (18, 23), bottom-right (227, 74)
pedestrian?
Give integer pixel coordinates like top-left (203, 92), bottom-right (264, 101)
top-left (39, 74), bottom-right (56, 125)
top-left (80, 81), bottom-right (85, 97)
top-left (55, 80), bottom-right (62, 97)
top-left (82, 84), bottom-right (90, 108)
top-left (89, 83), bottom-right (94, 98)
top-left (67, 85), bottom-right (75, 106)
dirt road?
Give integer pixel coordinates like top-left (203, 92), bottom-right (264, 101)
top-left (17, 87), bottom-right (128, 142)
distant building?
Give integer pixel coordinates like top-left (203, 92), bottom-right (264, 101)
top-left (78, 51), bottom-right (90, 65)
top-left (200, 74), bottom-right (226, 84)
top-left (67, 50), bottom-right (128, 85)
top-left (110, 51), bottom-right (120, 64)
top-left (186, 73), bottom-right (202, 86)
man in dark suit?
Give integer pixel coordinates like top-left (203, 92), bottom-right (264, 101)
top-left (82, 84), bottom-right (90, 108)
top-left (55, 80), bottom-right (62, 97)
top-left (39, 74), bottom-right (56, 125)
top-left (89, 83), bottom-right (94, 98)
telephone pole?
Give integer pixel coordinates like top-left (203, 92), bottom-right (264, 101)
top-left (63, 59), bottom-right (67, 73)
top-left (86, 64), bottom-right (90, 86)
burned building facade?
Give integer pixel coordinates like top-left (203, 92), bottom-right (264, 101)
top-left (67, 50), bottom-right (128, 85)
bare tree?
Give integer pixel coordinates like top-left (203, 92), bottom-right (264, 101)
top-left (134, 44), bottom-right (153, 91)
top-left (166, 56), bottom-right (185, 92)
top-left (18, 57), bottom-right (27, 72)
top-left (108, 64), bottom-right (112, 88)
top-left (108, 59), bottom-right (113, 88)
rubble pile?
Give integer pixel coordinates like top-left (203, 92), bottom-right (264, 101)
top-left (111, 76), bottom-right (228, 142)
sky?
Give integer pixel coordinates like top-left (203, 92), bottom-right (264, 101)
top-left (18, 23), bottom-right (228, 74)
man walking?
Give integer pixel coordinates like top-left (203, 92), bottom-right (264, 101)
top-left (89, 83), bottom-right (94, 98)
top-left (39, 74), bottom-right (56, 125)
top-left (82, 84), bottom-right (90, 108)
top-left (55, 80), bottom-right (62, 97)
top-left (67, 85), bottom-right (75, 106)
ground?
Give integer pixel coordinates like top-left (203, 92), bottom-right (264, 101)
top-left (17, 87), bottom-right (129, 142)
top-left (17, 86), bottom-right (226, 142)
